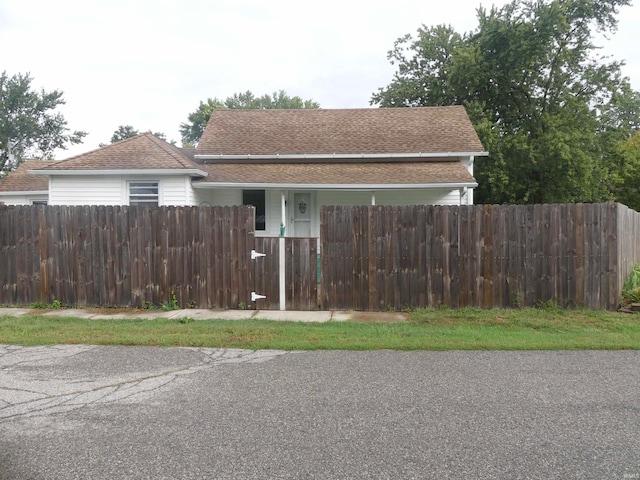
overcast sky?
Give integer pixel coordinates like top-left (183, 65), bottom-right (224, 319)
top-left (2, 0), bottom-right (639, 159)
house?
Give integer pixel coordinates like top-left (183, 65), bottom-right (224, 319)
top-left (22, 106), bottom-right (487, 237)
top-left (0, 160), bottom-right (53, 205)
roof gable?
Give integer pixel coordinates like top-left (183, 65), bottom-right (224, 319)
top-left (37, 133), bottom-right (199, 171)
top-left (196, 106), bottom-right (486, 156)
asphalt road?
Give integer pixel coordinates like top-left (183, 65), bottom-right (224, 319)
top-left (0, 345), bottom-right (638, 479)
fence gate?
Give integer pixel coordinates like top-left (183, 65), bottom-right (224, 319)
top-left (252, 237), bottom-right (318, 310)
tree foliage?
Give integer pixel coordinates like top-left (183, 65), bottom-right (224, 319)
top-left (0, 71), bottom-right (86, 176)
top-left (110, 125), bottom-right (140, 143)
top-left (610, 132), bottom-right (640, 211)
top-left (180, 90), bottom-right (320, 146)
top-left (100, 125), bottom-right (168, 147)
top-left (372, 0), bottom-right (639, 205)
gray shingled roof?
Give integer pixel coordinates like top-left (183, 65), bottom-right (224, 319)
top-left (196, 106), bottom-right (486, 156)
top-left (36, 133), bottom-right (199, 171)
top-left (0, 160), bottom-right (53, 192)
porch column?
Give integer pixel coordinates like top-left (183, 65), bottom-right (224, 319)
top-left (371, 191), bottom-right (376, 206)
top-left (280, 190), bottom-right (286, 310)
top-left (280, 191), bottom-right (287, 237)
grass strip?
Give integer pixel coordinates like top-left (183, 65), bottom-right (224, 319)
top-left (0, 308), bottom-right (639, 350)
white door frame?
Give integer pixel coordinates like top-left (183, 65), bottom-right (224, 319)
top-left (289, 191), bottom-right (315, 237)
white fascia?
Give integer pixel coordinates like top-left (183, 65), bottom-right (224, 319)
top-left (192, 182), bottom-right (478, 190)
top-left (29, 169), bottom-right (208, 177)
top-left (194, 152), bottom-right (489, 161)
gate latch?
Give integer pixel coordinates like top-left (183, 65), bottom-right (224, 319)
top-left (251, 250), bottom-right (266, 260)
top-left (251, 292), bottom-right (266, 302)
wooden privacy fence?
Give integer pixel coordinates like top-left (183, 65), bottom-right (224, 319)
top-left (0, 205), bottom-right (255, 309)
top-left (320, 203), bottom-right (640, 310)
top-left (3, 203), bottom-right (640, 311)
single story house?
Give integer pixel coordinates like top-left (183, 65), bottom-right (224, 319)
top-left (7, 106), bottom-right (487, 237)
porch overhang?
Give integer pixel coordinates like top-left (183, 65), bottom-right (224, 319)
top-left (191, 181), bottom-right (478, 190)
top-left (194, 151), bottom-right (489, 162)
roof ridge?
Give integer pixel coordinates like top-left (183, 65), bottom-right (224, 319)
top-left (144, 133), bottom-right (197, 169)
top-left (208, 105), bottom-right (466, 114)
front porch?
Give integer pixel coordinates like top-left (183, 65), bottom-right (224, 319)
top-left (192, 186), bottom-right (474, 238)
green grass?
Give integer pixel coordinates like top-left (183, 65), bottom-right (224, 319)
top-left (0, 307), bottom-right (639, 350)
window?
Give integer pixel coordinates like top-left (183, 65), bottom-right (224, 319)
top-left (31, 200), bottom-right (47, 205)
top-left (129, 181), bottom-right (159, 206)
top-left (243, 190), bottom-right (265, 231)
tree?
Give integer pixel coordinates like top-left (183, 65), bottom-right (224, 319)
top-left (0, 71), bottom-right (86, 176)
top-left (610, 132), bottom-right (640, 211)
top-left (372, 0), bottom-right (639, 204)
top-left (180, 90), bottom-right (320, 146)
top-left (110, 125), bottom-right (139, 143)
top-left (100, 125), bottom-right (168, 147)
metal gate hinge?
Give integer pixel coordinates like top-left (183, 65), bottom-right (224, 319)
top-left (251, 292), bottom-right (266, 302)
top-left (251, 250), bottom-right (266, 260)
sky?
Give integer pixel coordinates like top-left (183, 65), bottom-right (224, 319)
top-left (2, 0), bottom-right (639, 159)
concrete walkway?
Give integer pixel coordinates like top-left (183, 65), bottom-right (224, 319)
top-left (0, 307), bottom-right (408, 323)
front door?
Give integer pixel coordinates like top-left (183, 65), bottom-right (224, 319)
top-left (292, 192), bottom-right (311, 237)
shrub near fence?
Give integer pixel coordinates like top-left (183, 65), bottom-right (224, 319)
top-left (320, 203), bottom-right (640, 310)
top-left (0, 205), bottom-right (255, 309)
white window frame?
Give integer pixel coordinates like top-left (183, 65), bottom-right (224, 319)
top-left (129, 181), bottom-right (159, 206)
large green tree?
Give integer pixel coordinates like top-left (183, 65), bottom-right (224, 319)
top-left (372, 0), bottom-right (639, 204)
top-left (180, 90), bottom-right (320, 146)
top-left (0, 71), bottom-right (86, 176)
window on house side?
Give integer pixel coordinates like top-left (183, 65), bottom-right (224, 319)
top-left (130, 181), bottom-right (159, 206)
top-left (242, 190), bottom-right (266, 231)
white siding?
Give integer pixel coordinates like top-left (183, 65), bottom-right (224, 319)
top-left (185, 178), bottom-right (197, 206)
top-left (193, 188), bottom-right (213, 206)
top-left (264, 190), bottom-right (283, 237)
top-left (461, 155), bottom-right (474, 204)
top-left (318, 189), bottom-right (463, 207)
top-left (48, 175), bottom-right (195, 206)
top-left (162, 176), bottom-right (193, 206)
top-left (0, 193), bottom-right (48, 205)
top-left (374, 189), bottom-right (462, 206)
top-left (207, 188), bottom-right (239, 206)
top-left (317, 191), bottom-right (371, 206)
top-left (49, 176), bottom-right (123, 205)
